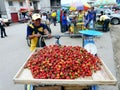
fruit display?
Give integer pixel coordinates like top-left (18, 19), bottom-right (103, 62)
top-left (24, 45), bottom-right (102, 79)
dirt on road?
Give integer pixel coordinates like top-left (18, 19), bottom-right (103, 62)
top-left (110, 25), bottom-right (120, 89)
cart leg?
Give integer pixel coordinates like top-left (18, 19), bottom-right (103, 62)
top-left (61, 86), bottom-right (64, 90)
top-left (30, 85), bottom-right (33, 90)
top-left (90, 85), bottom-right (97, 90)
top-left (25, 84), bottom-right (34, 90)
top-left (25, 84), bottom-right (27, 90)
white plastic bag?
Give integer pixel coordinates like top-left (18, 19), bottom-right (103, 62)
top-left (89, 20), bottom-right (93, 29)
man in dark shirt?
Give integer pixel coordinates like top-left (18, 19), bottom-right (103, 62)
top-left (27, 13), bottom-right (51, 51)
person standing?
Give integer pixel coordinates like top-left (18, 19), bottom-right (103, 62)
top-left (62, 11), bottom-right (68, 33)
top-left (57, 9), bottom-right (60, 23)
top-left (27, 11), bottom-right (33, 24)
top-left (77, 10), bottom-right (84, 22)
top-left (27, 13), bottom-right (51, 51)
top-left (84, 10), bottom-right (93, 29)
top-left (0, 18), bottom-right (7, 38)
top-left (51, 10), bottom-right (57, 26)
top-left (41, 12), bottom-right (48, 22)
top-left (99, 11), bottom-right (110, 32)
top-left (41, 12), bottom-right (52, 34)
top-left (60, 9), bottom-right (64, 32)
top-left (91, 7), bottom-right (96, 29)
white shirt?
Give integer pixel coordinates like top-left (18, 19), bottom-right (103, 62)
top-left (41, 15), bottom-right (47, 21)
top-left (100, 15), bottom-right (110, 21)
top-left (0, 18), bottom-right (3, 25)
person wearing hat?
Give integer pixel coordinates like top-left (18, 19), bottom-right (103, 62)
top-left (27, 13), bottom-right (51, 51)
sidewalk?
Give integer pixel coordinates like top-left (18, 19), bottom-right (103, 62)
top-left (49, 23), bottom-right (118, 90)
top-left (95, 32), bottom-right (118, 90)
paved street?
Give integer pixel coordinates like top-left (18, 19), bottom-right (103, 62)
top-left (0, 22), bottom-right (119, 90)
top-left (0, 23), bottom-right (82, 90)
top-left (110, 25), bottom-right (120, 89)
top-left (0, 23), bottom-right (30, 90)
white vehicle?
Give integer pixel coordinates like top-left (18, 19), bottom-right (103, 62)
top-left (96, 8), bottom-right (120, 25)
top-left (3, 18), bottom-right (12, 26)
top-left (0, 15), bottom-right (12, 26)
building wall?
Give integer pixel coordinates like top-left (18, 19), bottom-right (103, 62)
top-left (40, 0), bottom-right (51, 12)
top-left (4, 0), bottom-right (34, 20)
top-left (4, 1), bottom-right (19, 19)
top-left (0, 0), bottom-right (7, 15)
top-left (2, 0), bottom-right (60, 21)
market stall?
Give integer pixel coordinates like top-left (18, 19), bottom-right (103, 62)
top-left (13, 33), bottom-right (117, 90)
top-left (13, 46), bottom-right (117, 90)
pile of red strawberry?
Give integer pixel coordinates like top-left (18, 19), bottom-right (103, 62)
top-left (25, 45), bottom-right (102, 79)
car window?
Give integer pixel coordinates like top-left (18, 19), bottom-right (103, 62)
top-left (96, 9), bottom-right (114, 15)
top-left (105, 9), bottom-right (114, 14)
top-left (96, 10), bottom-right (100, 14)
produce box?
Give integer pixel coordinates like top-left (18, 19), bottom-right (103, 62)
top-left (13, 46), bottom-right (117, 85)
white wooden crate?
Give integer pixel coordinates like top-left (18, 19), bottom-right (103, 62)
top-left (13, 48), bottom-right (117, 85)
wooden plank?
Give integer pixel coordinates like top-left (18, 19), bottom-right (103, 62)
top-left (100, 59), bottom-right (116, 80)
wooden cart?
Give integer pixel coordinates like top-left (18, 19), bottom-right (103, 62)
top-left (14, 31), bottom-right (117, 90)
top-left (13, 49), bottom-right (117, 86)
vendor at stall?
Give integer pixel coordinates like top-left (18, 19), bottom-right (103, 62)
top-left (27, 13), bottom-right (51, 51)
top-left (99, 11), bottom-right (110, 32)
